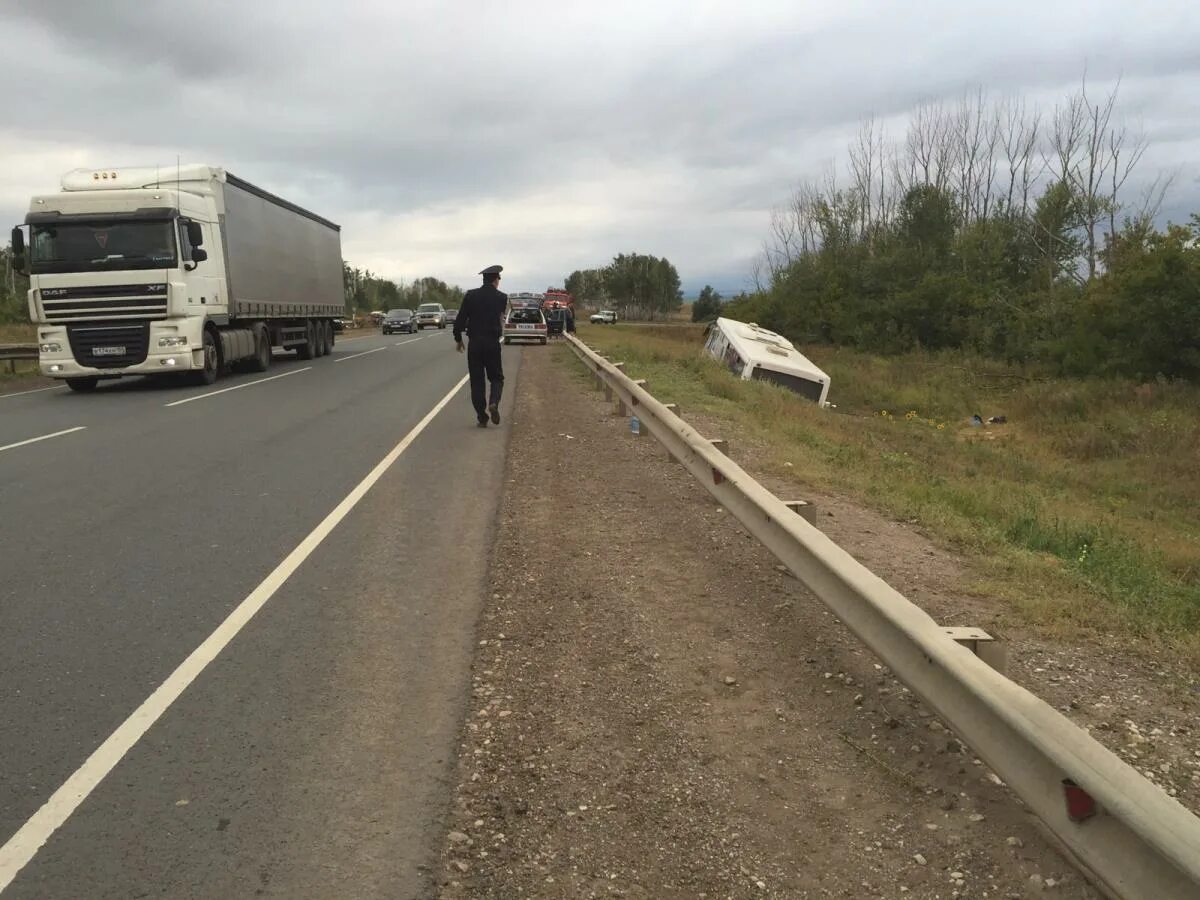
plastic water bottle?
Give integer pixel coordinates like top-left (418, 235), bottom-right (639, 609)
top-left (630, 415), bottom-right (641, 435)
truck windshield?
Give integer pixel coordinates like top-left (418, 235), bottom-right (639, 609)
top-left (30, 220), bottom-right (178, 274)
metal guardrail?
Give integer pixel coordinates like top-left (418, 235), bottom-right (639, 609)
top-left (0, 344), bottom-right (38, 374)
top-left (565, 332), bottom-right (1200, 900)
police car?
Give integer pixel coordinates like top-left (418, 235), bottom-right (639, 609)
top-left (504, 296), bottom-right (548, 345)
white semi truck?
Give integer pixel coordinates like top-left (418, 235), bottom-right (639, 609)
top-left (10, 164), bottom-right (345, 391)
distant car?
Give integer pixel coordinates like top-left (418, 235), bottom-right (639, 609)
top-left (382, 308), bottom-right (417, 334)
top-left (332, 317), bottom-right (349, 333)
top-left (416, 303), bottom-right (447, 329)
top-left (504, 306), bottom-right (548, 345)
top-left (444, 308), bottom-right (458, 326)
top-left (590, 310), bottom-right (618, 324)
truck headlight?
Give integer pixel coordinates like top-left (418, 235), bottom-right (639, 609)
top-left (158, 336), bottom-right (188, 347)
top-left (40, 342), bottom-right (62, 353)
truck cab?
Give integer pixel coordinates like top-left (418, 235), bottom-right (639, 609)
top-left (12, 165), bottom-right (344, 391)
top-left (17, 168), bottom-right (223, 388)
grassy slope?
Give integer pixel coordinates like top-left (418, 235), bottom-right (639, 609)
top-left (575, 323), bottom-right (1200, 661)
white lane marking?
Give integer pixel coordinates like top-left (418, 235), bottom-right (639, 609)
top-left (163, 367), bottom-right (312, 408)
top-left (0, 426), bottom-right (87, 455)
top-left (0, 385), bottom-right (66, 400)
top-left (0, 373), bottom-right (470, 892)
top-left (334, 346), bottom-right (388, 363)
top-left (393, 337), bottom-right (424, 347)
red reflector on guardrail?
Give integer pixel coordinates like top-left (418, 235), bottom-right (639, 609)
top-left (1063, 779), bottom-right (1097, 822)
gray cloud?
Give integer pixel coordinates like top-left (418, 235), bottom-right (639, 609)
top-left (3, 0), bottom-right (1199, 293)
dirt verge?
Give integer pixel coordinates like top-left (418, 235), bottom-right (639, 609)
top-left (436, 345), bottom-right (1195, 898)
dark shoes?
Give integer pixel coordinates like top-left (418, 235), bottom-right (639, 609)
top-left (477, 417), bottom-right (488, 428)
top-left (488, 403), bottom-right (501, 425)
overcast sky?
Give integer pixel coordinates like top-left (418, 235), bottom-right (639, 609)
top-left (3, 0), bottom-right (1198, 294)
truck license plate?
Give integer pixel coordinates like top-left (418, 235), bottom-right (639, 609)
top-left (93, 346), bottom-right (126, 356)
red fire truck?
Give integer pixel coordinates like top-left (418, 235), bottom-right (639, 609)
top-left (543, 289), bottom-right (575, 337)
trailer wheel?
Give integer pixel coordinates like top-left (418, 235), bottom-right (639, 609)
top-left (296, 321), bottom-right (316, 360)
top-left (327, 319), bottom-right (336, 350)
top-left (65, 376), bottom-right (99, 393)
top-left (322, 320), bottom-right (334, 355)
top-left (249, 325), bottom-right (271, 373)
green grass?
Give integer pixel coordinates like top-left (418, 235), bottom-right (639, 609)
top-left (572, 324), bottom-right (1200, 661)
top-left (0, 323), bottom-right (39, 382)
top-left (0, 323), bottom-right (36, 343)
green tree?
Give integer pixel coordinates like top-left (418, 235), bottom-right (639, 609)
top-left (602, 253), bottom-right (683, 320)
top-left (565, 269), bottom-right (608, 308)
top-left (1, 245), bottom-right (31, 324)
top-left (691, 285), bottom-right (722, 322)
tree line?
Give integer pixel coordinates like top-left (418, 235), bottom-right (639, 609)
top-left (727, 77), bottom-right (1200, 380)
top-left (343, 264), bottom-right (464, 313)
top-left (0, 254), bottom-right (463, 325)
top-left (565, 252), bottom-right (683, 320)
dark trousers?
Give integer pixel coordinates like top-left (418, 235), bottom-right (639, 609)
top-left (467, 337), bottom-right (504, 419)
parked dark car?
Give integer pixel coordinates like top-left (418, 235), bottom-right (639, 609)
top-left (332, 317), bottom-right (348, 333)
top-left (382, 308), bottom-right (417, 334)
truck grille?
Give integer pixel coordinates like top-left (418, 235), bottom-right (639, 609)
top-left (67, 322), bottom-right (151, 369)
top-left (40, 284), bottom-right (168, 323)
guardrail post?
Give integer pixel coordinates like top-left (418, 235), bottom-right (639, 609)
top-left (664, 402), bottom-right (680, 416)
top-left (709, 439), bottom-right (729, 455)
top-left (941, 627), bottom-right (1008, 675)
top-left (783, 500), bottom-right (816, 524)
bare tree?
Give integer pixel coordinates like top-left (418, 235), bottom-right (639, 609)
top-left (1106, 119), bottom-right (1150, 241)
top-left (1048, 74), bottom-right (1125, 279)
top-left (1132, 168), bottom-right (1177, 229)
top-left (848, 115), bottom-right (879, 240)
top-left (906, 100), bottom-right (955, 190)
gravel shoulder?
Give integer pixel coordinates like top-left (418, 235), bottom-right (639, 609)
top-left (429, 345), bottom-right (1193, 898)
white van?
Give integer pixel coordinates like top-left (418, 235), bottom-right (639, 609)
top-left (702, 317), bottom-right (831, 406)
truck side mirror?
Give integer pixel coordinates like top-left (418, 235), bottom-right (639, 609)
top-left (186, 220), bottom-right (204, 247)
top-left (10, 226), bottom-right (26, 273)
top-left (191, 248), bottom-right (208, 263)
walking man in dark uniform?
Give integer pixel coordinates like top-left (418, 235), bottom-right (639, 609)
top-left (454, 264), bottom-right (508, 427)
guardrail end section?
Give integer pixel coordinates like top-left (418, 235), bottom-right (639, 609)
top-left (710, 438), bottom-right (729, 455)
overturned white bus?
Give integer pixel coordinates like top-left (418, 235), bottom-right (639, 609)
top-left (702, 317), bottom-right (831, 406)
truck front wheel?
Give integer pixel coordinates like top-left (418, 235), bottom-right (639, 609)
top-left (65, 376), bottom-right (99, 393)
top-left (193, 330), bottom-right (220, 385)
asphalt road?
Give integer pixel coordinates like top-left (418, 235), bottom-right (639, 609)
top-left (0, 327), bottom-right (520, 898)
